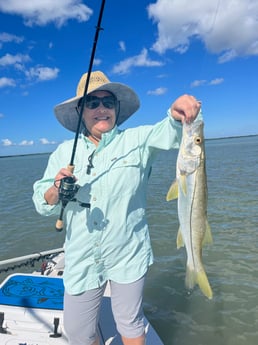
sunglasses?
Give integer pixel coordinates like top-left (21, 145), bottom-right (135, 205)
top-left (85, 96), bottom-right (117, 109)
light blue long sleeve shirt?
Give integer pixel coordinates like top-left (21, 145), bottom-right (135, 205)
top-left (33, 112), bottom-right (183, 294)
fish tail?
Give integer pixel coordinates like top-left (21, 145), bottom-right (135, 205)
top-left (196, 270), bottom-right (213, 299)
top-left (185, 267), bottom-right (213, 299)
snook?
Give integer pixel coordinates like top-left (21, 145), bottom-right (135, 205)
top-left (166, 120), bottom-right (213, 299)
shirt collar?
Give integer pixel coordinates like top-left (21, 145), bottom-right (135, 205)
top-left (81, 125), bottom-right (119, 151)
top-left (97, 125), bottom-right (119, 151)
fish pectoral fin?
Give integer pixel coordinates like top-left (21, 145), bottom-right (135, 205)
top-left (166, 180), bottom-right (178, 201)
top-left (176, 227), bottom-right (184, 249)
top-left (179, 174), bottom-right (187, 195)
top-left (202, 220), bottom-right (213, 245)
top-left (196, 271), bottom-right (213, 299)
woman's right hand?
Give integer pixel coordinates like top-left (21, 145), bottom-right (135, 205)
top-left (44, 168), bottom-right (75, 205)
top-left (54, 168), bottom-right (75, 188)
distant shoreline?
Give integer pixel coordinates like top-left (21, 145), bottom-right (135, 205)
top-left (206, 134), bottom-right (258, 141)
top-left (0, 152), bottom-right (50, 159)
top-left (1, 134), bottom-right (257, 158)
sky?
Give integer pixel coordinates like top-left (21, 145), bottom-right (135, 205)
top-left (0, 0), bottom-right (257, 156)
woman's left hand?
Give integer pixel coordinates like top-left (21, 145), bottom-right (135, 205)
top-left (171, 94), bottom-right (201, 123)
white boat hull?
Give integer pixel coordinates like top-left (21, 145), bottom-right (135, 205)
top-left (0, 251), bottom-right (163, 345)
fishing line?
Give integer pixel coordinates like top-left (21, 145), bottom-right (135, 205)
top-left (197, 0), bottom-right (221, 81)
top-left (55, 0), bottom-right (106, 231)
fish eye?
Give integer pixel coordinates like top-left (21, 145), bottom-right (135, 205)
top-left (194, 136), bottom-right (202, 144)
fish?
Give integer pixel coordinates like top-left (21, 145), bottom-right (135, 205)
top-left (166, 120), bottom-right (213, 299)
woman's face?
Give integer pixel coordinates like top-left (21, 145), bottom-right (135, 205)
top-left (83, 90), bottom-right (117, 139)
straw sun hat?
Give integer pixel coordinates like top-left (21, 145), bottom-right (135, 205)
top-left (54, 71), bottom-right (140, 132)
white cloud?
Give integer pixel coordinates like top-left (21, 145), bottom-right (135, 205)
top-left (119, 41), bottom-right (126, 52)
top-left (209, 78), bottom-right (224, 85)
top-left (0, 53), bottom-right (31, 67)
top-left (191, 78), bottom-right (224, 88)
top-left (147, 87), bottom-right (167, 96)
top-left (0, 54), bottom-right (58, 84)
top-left (112, 48), bottom-right (164, 74)
top-left (93, 58), bottom-right (102, 66)
top-left (0, 0), bottom-right (93, 27)
top-left (25, 66), bottom-right (59, 81)
top-left (1, 139), bottom-right (14, 146)
top-left (1, 139), bottom-right (37, 147)
top-left (0, 77), bottom-right (16, 88)
top-left (191, 80), bottom-right (207, 88)
top-left (40, 138), bottom-right (57, 145)
top-left (0, 32), bottom-right (23, 48)
top-left (148, 0), bottom-right (258, 61)
top-left (19, 140), bottom-right (34, 146)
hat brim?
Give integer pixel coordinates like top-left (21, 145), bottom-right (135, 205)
top-left (54, 82), bottom-right (140, 133)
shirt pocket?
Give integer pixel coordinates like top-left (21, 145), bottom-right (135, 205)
top-left (106, 152), bottom-right (142, 198)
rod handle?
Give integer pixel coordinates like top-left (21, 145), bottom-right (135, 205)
top-left (55, 206), bottom-right (65, 232)
top-left (67, 164), bottom-right (75, 173)
top-left (55, 219), bottom-right (63, 232)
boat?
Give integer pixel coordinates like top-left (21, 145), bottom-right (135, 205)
top-left (0, 248), bottom-right (164, 344)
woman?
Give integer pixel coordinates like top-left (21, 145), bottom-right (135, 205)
top-left (33, 70), bottom-right (201, 345)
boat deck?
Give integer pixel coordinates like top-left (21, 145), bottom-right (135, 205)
top-left (0, 272), bottom-right (163, 344)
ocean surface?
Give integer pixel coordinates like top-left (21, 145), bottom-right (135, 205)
top-left (0, 135), bottom-right (258, 345)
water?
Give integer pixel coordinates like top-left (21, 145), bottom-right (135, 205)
top-left (1, 136), bottom-right (258, 345)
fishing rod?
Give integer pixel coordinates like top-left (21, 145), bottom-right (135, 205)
top-left (55, 0), bottom-right (106, 231)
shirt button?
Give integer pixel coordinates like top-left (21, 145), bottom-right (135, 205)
top-left (93, 221), bottom-right (98, 226)
top-left (92, 197), bottom-right (97, 201)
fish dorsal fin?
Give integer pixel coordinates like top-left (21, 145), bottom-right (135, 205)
top-left (166, 179), bottom-right (178, 201)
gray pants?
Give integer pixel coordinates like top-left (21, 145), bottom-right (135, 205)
top-left (64, 276), bottom-right (145, 345)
